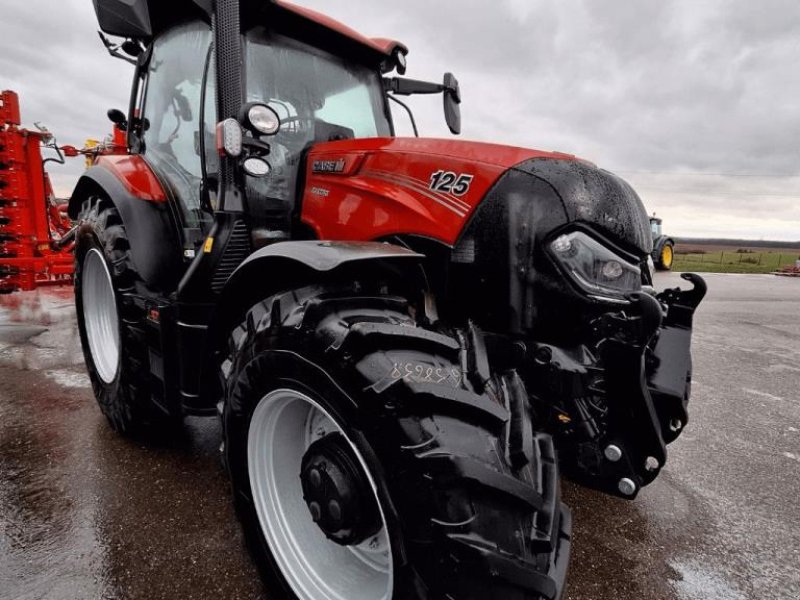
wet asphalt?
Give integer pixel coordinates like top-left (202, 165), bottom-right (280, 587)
top-left (0, 273), bottom-right (798, 600)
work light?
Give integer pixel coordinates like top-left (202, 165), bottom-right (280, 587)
top-left (245, 104), bottom-right (281, 136)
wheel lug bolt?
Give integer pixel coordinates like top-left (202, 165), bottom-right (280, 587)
top-left (309, 468), bottom-right (322, 488)
top-left (308, 501), bottom-right (322, 522)
top-left (618, 478), bottom-right (637, 496)
top-left (328, 500), bottom-right (342, 523)
top-left (604, 444), bottom-right (622, 462)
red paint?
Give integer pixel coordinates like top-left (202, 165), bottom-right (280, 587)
top-left (0, 90), bottom-right (75, 293)
top-left (277, 1), bottom-right (406, 57)
top-left (95, 155), bottom-right (167, 203)
top-left (112, 124), bottom-right (127, 151)
top-left (0, 90), bottom-right (21, 126)
top-left (301, 138), bottom-right (578, 246)
top-left (366, 38), bottom-right (408, 57)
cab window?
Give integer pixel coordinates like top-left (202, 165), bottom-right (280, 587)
top-left (142, 22), bottom-right (212, 227)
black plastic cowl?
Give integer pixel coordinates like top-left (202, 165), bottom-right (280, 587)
top-left (446, 157), bottom-right (653, 339)
top-left (511, 158), bottom-right (653, 255)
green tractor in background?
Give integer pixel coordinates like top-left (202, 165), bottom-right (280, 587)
top-left (650, 216), bottom-right (676, 271)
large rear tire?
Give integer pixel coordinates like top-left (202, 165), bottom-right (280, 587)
top-left (223, 282), bottom-right (571, 600)
top-left (656, 241), bottom-right (674, 271)
top-left (74, 196), bottom-right (180, 434)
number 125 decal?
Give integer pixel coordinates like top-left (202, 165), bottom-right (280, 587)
top-left (429, 170), bottom-right (474, 196)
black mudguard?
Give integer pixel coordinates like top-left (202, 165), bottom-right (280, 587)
top-left (215, 241), bottom-right (426, 331)
top-left (68, 166), bottom-right (184, 292)
top-left (184, 241), bottom-right (426, 412)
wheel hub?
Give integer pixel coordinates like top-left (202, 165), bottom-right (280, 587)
top-left (300, 432), bottom-right (381, 546)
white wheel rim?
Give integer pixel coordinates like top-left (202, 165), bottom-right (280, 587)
top-left (81, 248), bottom-right (121, 384)
top-left (248, 389), bottom-right (393, 600)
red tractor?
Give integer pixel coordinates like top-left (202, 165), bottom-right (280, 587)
top-left (67, 1), bottom-right (706, 598)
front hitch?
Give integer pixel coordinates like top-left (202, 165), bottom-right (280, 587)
top-left (647, 273), bottom-right (707, 443)
top-left (525, 276), bottom-right (706, 499)
top-left (588, 292), bottom-right (667, 496)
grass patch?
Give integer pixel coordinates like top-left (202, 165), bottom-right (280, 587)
top-left (673, 251), bottom-right (800, 274)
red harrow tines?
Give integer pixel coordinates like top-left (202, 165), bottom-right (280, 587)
top-left (0, 90), bottom-right (75, 294)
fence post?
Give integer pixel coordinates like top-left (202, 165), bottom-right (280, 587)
top-left (721, 252), bottom-right (724, 264)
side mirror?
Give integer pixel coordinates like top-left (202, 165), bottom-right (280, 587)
top-left (107, 108), bottom-right (128, 131)
top-left (443, 73), bottom-right (461, 135)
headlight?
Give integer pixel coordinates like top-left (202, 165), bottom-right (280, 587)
top-left (550, 231), bottom-right (641, 302)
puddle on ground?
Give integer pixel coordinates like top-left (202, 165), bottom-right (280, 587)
top-left (44, 369), bottom-right (91, 389)
top-left (670, 560), bottom-right (748, 600)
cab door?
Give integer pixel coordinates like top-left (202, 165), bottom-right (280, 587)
top-left (140, 21), bottom-right (214, 235)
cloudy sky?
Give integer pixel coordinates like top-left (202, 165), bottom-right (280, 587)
top-left (2, 0), bottom-right (799, 240)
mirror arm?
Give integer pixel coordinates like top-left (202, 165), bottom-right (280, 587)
top-left (97, 32), bottom-right (138, 66)
top-left (387, 95), bottom-right (419, 137)
top-left (384, 77), bottom-right (445, 96)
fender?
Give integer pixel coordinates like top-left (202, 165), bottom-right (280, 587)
top-left (651, 235), bottom-right (675, 262)
top-left (190, 241), bottom-right (426, 412)
top-left (68, 158), bottom-right (184, 291)
top-left (655, 236), bottom-right (675, 252)
top-left (215, 240), bottom-right (425, 335)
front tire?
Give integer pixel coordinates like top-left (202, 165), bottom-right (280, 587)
top-left (223, 282), bottom-right (571, 600)
top-left (74, 196), bottom-right (179, 434)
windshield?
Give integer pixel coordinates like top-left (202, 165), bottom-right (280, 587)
top-left (244, 30), bottom-right (391, 212)
top-left (650, 220), bottom-right (662, 237)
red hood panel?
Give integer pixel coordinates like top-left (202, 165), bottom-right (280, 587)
top-left (301, 137), bottom-right (577, 246)
top-left (309, 137), bottom-right (577, 170)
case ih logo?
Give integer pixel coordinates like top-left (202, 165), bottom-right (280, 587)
top-left (312, 159), bottom-right (346, 174)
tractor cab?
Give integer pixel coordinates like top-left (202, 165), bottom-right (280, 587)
top-left (89, 0), bottom-right (464, 247)
top-left (136, 18), bottom-right (395, 236)
top-left (650, 216), bottom-right (663, 238)
top-left (101, 5), bottom-right (403, 234)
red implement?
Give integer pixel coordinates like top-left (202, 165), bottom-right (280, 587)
top-left (0, 90), bottom-right (76, 293)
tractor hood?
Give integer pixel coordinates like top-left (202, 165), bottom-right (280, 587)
top-left (301, 137), bottom-right (652, 256)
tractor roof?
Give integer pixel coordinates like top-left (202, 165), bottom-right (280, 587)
top-left (93, 0), bottom-right (406, 64)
